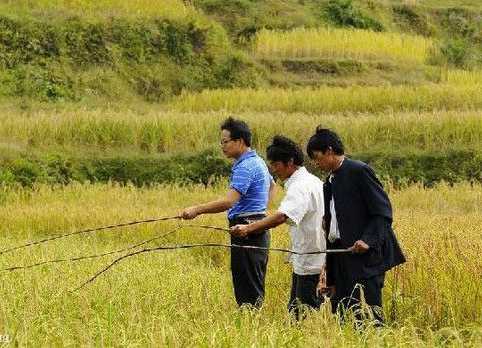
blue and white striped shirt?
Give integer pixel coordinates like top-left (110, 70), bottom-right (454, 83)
top-left (228, 150), bottom-right (272, 220)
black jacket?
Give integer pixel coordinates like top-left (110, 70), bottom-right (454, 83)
top-left (324, 158), bottom-right (406, 282)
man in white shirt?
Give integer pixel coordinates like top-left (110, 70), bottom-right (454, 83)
top-left (230, 135), bottom-right (326, 318)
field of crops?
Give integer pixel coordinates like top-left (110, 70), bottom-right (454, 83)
top-left (1, 109), bottom-right (481, 154)
top-left (0, 183), bottom-right (480, 346)
top-left (254, 28), bottom-right (434, 64)
top-left (0, 0), bottom-right (481, 345)
top-left (167, 83), bottom-right (482, 114)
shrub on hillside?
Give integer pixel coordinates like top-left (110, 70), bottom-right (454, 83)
top-left (324, 0), bottom-right (384, 32)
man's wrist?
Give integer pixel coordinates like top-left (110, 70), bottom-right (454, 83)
top-left (360, 239), bottom-right (371, 249)
top-left (245, 223), bottom-right (255, 234)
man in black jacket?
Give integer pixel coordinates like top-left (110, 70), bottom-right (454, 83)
top-left (307, 127), bottom-right (406, 324)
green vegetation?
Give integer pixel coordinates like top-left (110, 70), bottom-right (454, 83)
top-left (0, 1), bottom-right (263, 102)
top-left (1, 148), bottom-right (480, 188)
top-left (324, 0), bottom-right (385, 31)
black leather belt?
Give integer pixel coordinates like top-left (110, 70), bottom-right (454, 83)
top-left (229, 213), bottom-right (266, 226)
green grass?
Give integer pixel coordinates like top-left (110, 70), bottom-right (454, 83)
top-left (390, 0), bottom-right (482, 10)
top-left (0, 0), bottom-right (198, 20)
top-left (0, 182), bottom-right (480, 346)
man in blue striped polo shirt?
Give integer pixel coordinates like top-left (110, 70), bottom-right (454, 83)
top-left (181, 117), bottom-right (274, 308)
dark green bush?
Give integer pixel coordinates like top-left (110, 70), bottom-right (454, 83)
top-left (1, 149), bottom-right (480, 188)
top-left (440, 38), bottom-right (475, 68)
top-left (357, 149), bottom-right (482, 187)
top-left (324, 0), bottom-right (384, 32)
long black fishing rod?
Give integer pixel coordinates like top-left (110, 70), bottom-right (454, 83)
top-left (72, 242), bottom-right (350, 292)
top-left (1, 226), bottom-right (183, 272)
top-left (1, 224), bottom-right (233, 272)
top-left (0, 215), bottom-right (181, 256)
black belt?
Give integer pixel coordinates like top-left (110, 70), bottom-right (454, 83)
top-left (229, 213), bottom-right (266, 226)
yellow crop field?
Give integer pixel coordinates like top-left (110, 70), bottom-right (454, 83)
top-left (168, 84), bottom-right (482, 114)
top-left (0, 109), bottom-right (481, 154)
top-left (254, 28), bottom-right (435, 64)
top-left (0, 183), bottom-right (480, 346)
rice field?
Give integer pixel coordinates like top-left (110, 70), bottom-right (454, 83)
top-left (1, 109), bottom-right (481, 154)
top-left (254, 27), bottom-right (435, 64)
top-left (1, 1), bottom-right (481, 345)
top-left (444, 69), bottom-right (482, 85)
top-left (167, 83), bottom-right (482, 114)
top-left (0, 182), bottom-right (480, 346)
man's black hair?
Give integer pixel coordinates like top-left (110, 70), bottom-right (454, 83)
top-left (266, 135), bottom-right (304, 166)
top-left (306, 127), bottom-right (344, 158)
top-left (220, 117), bottom-right (252, 147)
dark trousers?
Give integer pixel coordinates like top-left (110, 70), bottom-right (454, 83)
top-left (288, 273), bottom-right (322, 320)
top-left (229, 215), bottom-right (269, 308)
top-left (329, 241), bottom-right (385, 324)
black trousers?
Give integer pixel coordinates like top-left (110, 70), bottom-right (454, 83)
top-left (288, 273), bottom-right (322, 319)
top-left (329, 241), bottom-right (385, 324)
top-left (229, 214), bottom-right (270, 308)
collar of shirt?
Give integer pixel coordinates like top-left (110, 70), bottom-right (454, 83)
top-left (284, 166), bottom-right (307, 189)
top-left (329, 157), bottom-right (345, 182)
top-left (233, 149), bottom-right (257, 168)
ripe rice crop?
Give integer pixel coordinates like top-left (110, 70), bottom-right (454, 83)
top-left (254, 27), bottom-right (435, 64)
top-left (168, 84), bottom-right (482, 114)
top-left (1, 109), bottom-right (480, 154)
top-left (0, 182), bottom-right (480, 346)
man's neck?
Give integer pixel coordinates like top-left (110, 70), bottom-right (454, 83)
top-left (286, 165), bottom-right (300, 179)
top-left (233, 147), bottom-right (251, 160)
top-left (331, 155), bottom-right (345, 174)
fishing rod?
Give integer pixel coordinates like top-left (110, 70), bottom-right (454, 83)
top-left (1, 224), bottom-right (233, 272)
top-left (72, 240), bottom-right (350, 292)
top-left (0, 219), bottom-right (350, 292)
top-left (1, 226), bottom-right (183, 272)
top-left (0, 215), bottom-right (181, 256)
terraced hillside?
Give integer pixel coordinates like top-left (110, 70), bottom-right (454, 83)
top-left (0, 2), bottom-right (481, 345)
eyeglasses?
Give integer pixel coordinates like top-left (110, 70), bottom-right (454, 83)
top-left (220, 138), bottom-right (235, 146)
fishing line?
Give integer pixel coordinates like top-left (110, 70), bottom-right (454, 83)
top-left (0, 215), bottom-right (181, 256)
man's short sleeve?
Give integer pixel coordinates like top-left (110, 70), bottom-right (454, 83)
top-left (278, 185), bottom-right (309, 225)
top-left (230, 165), bottom-right (252, 195)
